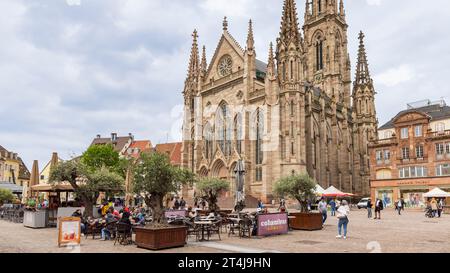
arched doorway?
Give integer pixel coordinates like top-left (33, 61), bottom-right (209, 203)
top-left (199, 166), bottom-right (209, 177)
top-left (211, 160), bottom-right (228, 180)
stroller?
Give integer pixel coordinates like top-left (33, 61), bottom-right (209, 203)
top-left (425, 206), bottom-right (434, 218)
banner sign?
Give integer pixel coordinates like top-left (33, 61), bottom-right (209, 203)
top-left (58, 217), bottom-right (81, 247)
top-left (257, 213), bottom-right (289, 236)
top-left (165, 210), bottom-right (187, 219)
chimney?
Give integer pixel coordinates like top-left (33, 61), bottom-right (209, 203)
top-left (111, 133), bottom-right (118, 142)
top-left (129, 133), bottom-right (134, 141)
top-left (96, 134), bottom-right (101, 139)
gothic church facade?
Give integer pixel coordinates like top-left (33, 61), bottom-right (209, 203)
top-left (181, 0), bottom-right (378, 202)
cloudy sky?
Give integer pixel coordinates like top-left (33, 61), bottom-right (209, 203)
top-left (0, 0), bottom-right (449, 170)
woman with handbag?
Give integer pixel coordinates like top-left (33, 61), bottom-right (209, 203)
top-left (336, 200), bottom-right (350, 239)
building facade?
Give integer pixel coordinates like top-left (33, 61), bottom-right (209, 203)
top-left (369, 99), bottom-right (450, 207)
top-left (181, 0), bottom-right (378, 202)
top-left (0, 145), bottom-right (21, 184)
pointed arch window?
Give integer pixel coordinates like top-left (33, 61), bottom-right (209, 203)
top-left (234, 113), bottom-right (243, 155)
top-left (315, 38), bottom-right (324, 71)
top-left (216, 103), bottom-right (232, 157)
top-left (255, 109), bottom-right (264, 181)
top-left (204, 123), bottom-right (214, 160)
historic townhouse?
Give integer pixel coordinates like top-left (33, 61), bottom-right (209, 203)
top-left (369, 100), bottom-right (450, 207)
top-left (182, 0), bottom-right (378, 202)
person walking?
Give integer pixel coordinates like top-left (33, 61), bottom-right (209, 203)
top-left (329, 199), bottom-right (336, 216)
top-left (438, 199), bottom-right (444, 218)
top-left (430, 198), bottom-right (438, 217)
top-left (318, 198), bottom-right (328, 224)
top-left (397, 199), bottom-right (403, 215)
top-left (374, 198), bottom-right (383, 219)
top-left (367, 199), bottom-right (373, 219)
top-left (336, 200), bottom-right (350, 239)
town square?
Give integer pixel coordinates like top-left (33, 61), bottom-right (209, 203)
top-left (1, 0), bottom-right (450, 259)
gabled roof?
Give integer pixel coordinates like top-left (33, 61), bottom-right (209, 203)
top-left (126, 140), bottom-right (153, 159)
top-left (18, 157), bottom-right (30, 180)
top-left (206, 31), bottom-right (245, 77)
top-left (90, 136), bottom-right (132, 153)
top-left (379, 104), bottom-right (450, 130)
top-left (154, 142), bottom-right (182, 166)
top-left (255, 59), bottom-right (268, 74)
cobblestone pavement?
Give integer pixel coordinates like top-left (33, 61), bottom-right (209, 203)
top-left (0, 209), bottom-right (449, 253)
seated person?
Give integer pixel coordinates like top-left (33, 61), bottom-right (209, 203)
top-left (119, 211), bottom-right (132, 225)
top-left (100, 210), bottom-right (117, 241)
top-left (72, 209), bottom-right (86, 234)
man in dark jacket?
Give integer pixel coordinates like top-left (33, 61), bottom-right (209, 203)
top-left (374, 198), bottom-right (383, 220)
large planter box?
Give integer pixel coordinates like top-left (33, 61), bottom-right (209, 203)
top-left (24, 210), bottom-right (48, 228)
top-left (289, 212), bottom-right (323, 231)
top-left (134, 226), bottom-right (188, 250)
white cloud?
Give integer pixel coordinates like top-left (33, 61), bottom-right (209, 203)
top-left (374, 65), bottom-right (415, 87)
top-left (366, 0), bottom-right (382, 6)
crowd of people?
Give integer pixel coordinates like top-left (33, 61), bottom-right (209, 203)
top-left (72, 202), bottom-right (147, 241)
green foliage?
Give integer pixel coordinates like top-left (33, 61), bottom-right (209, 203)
top-left (274, 173), bottom-right (317, 213)
top-left (132, 152), bottom-right (195, 224)
top-left (196, 177), bottom-right (230, 212)
top-left (81, 144), bottom-right (128, 177)
top-left (49, 156), bottom-right (125, 217)
top-left (0, 188), bottom-right (15, 204)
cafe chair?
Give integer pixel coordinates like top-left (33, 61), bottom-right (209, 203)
top-left (115, 222), bottom-right (133, 246)
top-left (184, 219), bottom-right (201, 241)
top-left (239, 217), bottom-right (253, 238)
top-left (206, 219), bottom-right (222, 241)
top-left (85, 221), bottom-right (103, 240)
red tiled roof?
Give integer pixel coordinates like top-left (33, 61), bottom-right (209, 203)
top-left (126, 140), bottom-right (153, 159)
top-left (155, 142), bottom-right (182, 166)
top-left (129, 140), bottom-right (152, 150)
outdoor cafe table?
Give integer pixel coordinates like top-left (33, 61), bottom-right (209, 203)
top-left (194, 220), bottom-right (213, 241)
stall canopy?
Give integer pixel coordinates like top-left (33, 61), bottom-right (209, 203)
top-left (31, 184), bottom-right (74, 192)
top-left (0, 181), bottom-right (23, 194)
top-left (322, 186), bottom-right (353, 197)
top-left (423, 188), bottom-right (450, 198)
top-left (314, 184), bottom-right (325, 195)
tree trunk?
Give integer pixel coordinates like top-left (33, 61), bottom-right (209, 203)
top-left (83, 198), bottom-right (94, 218)
top-left (146, 194), bottom-right (166, 224)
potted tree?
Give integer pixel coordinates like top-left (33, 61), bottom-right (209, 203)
top-left (132, 152), bottom-right (195, 250)
top-left (49, 145), bottom-right (126, 218)
top-left (274, 173), bottom-right (322, 230)
top-left (195, 178), bottom-right (230, 213)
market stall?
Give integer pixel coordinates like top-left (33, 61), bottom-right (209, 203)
top-left (26, 183), bottom-right (80, 228)
top-left (424, 188), bottom-right (450, 214)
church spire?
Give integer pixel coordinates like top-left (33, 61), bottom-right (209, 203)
top-left (200, 45), bottom-right (207, 78)
top-left (279, 0), bottom-right (301, 46)
top-left (267, 42), bottom-right (275, 77)
top-left (246, 19), bottom-right (254, 51)
top-left (354, 31), bottom-right (372, 86)
top-left (186, 29), bottom-right (200, 83)
top-left (339, 0), bottom-right (345, 17)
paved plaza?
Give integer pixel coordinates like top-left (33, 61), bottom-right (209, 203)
top-left (0, 209), bottom-right (449, 253)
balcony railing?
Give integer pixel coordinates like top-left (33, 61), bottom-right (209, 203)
top-left (428, 130), bottom-right (450, 138)
top-left (201, 69), bottom-right (244, 91)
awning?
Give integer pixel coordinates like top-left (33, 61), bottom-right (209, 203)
top-left (31, 184), bottom-right (74, 192)
top-left (0, 181), bottom-right (23, 194)
top-left (321, 186), bottom-right (354, 197)
top-left (423, 188), bottom-right (450, 198)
